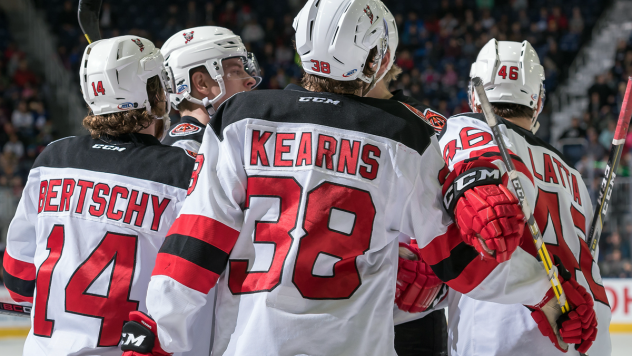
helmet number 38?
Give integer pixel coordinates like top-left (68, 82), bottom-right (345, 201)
top-left (310, 59), bottom-right (331, 74)
top-left (91, 81), bottom-right (106, 96)
top-left (498, 65), bottom-right (519, 81)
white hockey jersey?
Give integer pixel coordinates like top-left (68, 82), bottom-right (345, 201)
top-left (144, 85), bottom-right (556, 355)
top-left (2, 134), bottom-right (193, 355)
top-left (438, 113), bottom-right (612, 356)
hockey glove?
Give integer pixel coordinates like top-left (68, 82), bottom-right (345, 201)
top-left (529, 256), bottom-right (597, 353)
top-left (121, 311), bottom-right (171, 356)
top-left (395, 242), bottom-right (444, 313)
top-left (453, 181), bottom-right (525, 263)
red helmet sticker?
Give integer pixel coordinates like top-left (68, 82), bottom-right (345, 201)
top-left (183, 31), bottom-right (195, 44)
top-left (169, 123), bottom-right (202, 137)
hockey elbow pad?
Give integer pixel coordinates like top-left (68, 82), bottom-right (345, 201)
top-left (443, 167), bottom-right (525, 263)
top-left (396, 242), bottom-right (445, 313)
top-left (528, 256), bottom-right (597, 353)
top-left (121, 311), bottom-right (172, 356)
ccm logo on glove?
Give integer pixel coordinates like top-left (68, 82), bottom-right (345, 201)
top-left (443, 167), bottom-right (501, 213)
top-left (121, 333), bottom-right (146, 347)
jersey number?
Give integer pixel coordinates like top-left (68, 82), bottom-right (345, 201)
top-left (310, 60), bottom-right (331, 74)
top-left (228, 177), bottom-right (375, 299)
top-left (533, 189), bottom-right (608, 305)
top-left (91, 81), bottom-right (106, 96)
top-left (188, 153), bottom-right (205, 195)
top-left (33, 225), bottom-right (139, 346)
top-left (498, 65), bottom-right (518, 80)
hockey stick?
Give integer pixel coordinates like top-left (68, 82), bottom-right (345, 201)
top-left (471, 77), bottom-right (570, 314)
top-left (587, 77), bottom-right (632, 256)
top-left (0, 301), bottom-right (31, 318)
top-left (78, 0), bottom-right (102, 44)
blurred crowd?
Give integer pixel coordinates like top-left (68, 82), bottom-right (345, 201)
top-left (0, 9), bottom-right (55, 197)
top-left (559, 34), bottom-right (632, 278)
top-left (37, 0), bottom-right (607, 118)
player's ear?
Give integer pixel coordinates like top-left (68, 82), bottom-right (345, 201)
top-left (191, 71), bottom-right (209, 96)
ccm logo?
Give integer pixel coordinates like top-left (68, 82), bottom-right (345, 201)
top-left (92, 144), bottom-right (126, 152)
top-left (443, 167), bottom-right (501, 212)
top-left (298, 97), bottom-right (341, 106)
top-left (121, 333), bottom-right (146, 347)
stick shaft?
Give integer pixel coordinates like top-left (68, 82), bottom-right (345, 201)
top-left (0, 301), bottom-right (31, 318)
top-left (587, 77), bottom-right (632, 255)
top-left (77, 0), bottom-right (102, 43)
top-left (472, 77), bottom-right (570, 314)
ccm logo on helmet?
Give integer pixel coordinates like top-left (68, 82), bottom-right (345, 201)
top-left (298, 97), bottom-right (341, 106)
top-left (443, 167), bottom-right (501, 212)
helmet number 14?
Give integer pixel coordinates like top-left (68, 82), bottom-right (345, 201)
top-left (91, 81), bottom-right (106, 96)
top-left (498, 65), bottom-right (518, 80)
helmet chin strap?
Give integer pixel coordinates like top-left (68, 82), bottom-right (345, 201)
top-left (181, 76), bottom-right (227, 117)
top-left (360, 56), bottom-right (384, 97)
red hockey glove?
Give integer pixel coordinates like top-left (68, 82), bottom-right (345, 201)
top-left (395, 242), bottom-right (444, 313)
top-left (454, 183), bottom-right (524, 263)
top-left (121, 311), bottom-right (171, 356)
top-left (529, 257), bottom-right (597, 353)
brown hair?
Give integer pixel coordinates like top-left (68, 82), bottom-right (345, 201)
top-left (83, 76), bottom-right (166, 138)
top-left (383, 63), bottom-right (403, 87)
top-left (301, 47), bottom-right (379, 94)
top-left (489, 103), bottom-right (535, 120)
top-left (176, 65), bottom-right (210, 112)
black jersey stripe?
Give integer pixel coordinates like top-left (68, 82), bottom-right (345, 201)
top-left (429, 241), bottom-right (479, 282)
top-left (3, 270), bottom-right (35, 298)
top-left (159, 234), bottom-right (229, 275)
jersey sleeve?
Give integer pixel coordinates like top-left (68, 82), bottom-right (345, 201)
top-left (414, 115), bottom-right (551, 305)
top-left (3, 168), bottom-right (40, 304)
top-left (146, 122), bottom-right (247, 353)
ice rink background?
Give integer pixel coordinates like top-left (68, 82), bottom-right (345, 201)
top-left (1, 333), bottom-right (631, 355)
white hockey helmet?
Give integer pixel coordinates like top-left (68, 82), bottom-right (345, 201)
top-left (469, 39), bottom-right (545, 133)
top-left (80, 35), bottom-right (174, 117)
top-left (293, 0), bottom-right (389, 90)
top-left (375, 0), bottom-right (398, 83)
top-left (161, 26), bottom-right (262, 115)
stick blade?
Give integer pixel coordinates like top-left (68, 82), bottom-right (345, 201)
top-left (77, 0), bottom-right (102, 43)
top-left (614, 77), bottom-right (632, 141)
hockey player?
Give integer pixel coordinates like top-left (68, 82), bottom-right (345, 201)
top-left (366, 3), bottom-right (448, 356)
top-left (2, 36), bottom-right (193, 355)
top-left (119, 2), bottom-right (571, 355)
top-left (438, 39), bottom-right (610, 355)
top-left (160, 26), bottom-right (261, 157)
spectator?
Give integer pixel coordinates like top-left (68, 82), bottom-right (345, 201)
top-left (599, 120), bottom-right (617, 150)
top-left (560, 117), bottom-right (587, 140)
top-left (586, 127), bottom-right (606, 160)
top-left (12, 59), bottom-right (37, 87)
top-left (3, 134), bottom-right (24, 159)
top-left (242, 19), bottom-right (265, 45)
top-left (569, 7), bottom-right (584, 34)
top-left (11, 100), bottom-right (33, 131)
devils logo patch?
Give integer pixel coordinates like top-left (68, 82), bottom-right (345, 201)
top-left (400, 102), bottom-right (447, 134)
top-left (131, 38), bottom-right (145, 52)
top-left (423, 108), bottom-right (447, 133)
top-left (183, 31), bottom-right (195, 44)
top-left (169, 123), bottom-right (202, 137)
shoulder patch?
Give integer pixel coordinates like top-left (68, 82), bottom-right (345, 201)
top-left (423, 108), bottom-right (447, 133)
top-left (170, 123), bottom-right (202, 137)
top-left (184, 149), bottom-right (197, 159)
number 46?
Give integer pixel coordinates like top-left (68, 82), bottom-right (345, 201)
top-left (498, 65), bottom-right (518, 80)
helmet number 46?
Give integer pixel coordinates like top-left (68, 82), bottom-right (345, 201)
top-left (498, 65), bottom-right (518, 80)
top-left (91, 81), bottom-right (106, 96)
top-left (310, 60), bottom-right (331, 74)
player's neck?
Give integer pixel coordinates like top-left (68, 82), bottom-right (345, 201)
top-left (503, 116), bottom-right (532, 131)
top-left (365, 81), bottom-right (393, 100)
top-left (180, 107), bottom-right (211, 125)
